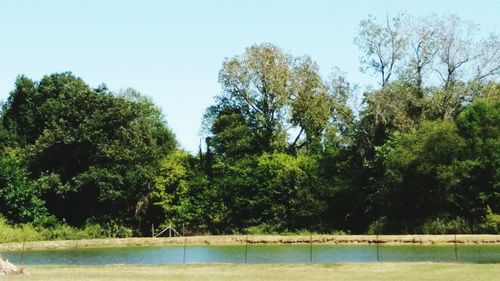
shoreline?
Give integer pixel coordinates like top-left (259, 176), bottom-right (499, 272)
top-left (1, 234), bottom-right (499, 252)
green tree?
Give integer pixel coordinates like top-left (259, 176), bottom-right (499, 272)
top-left (0, 148), bottom-right (47, 223)
top-left (215, 43), bottom-right (336, 155)
top-left (455, 99), bottom-right (500, 216)
top-left (253, 153), bottom-right (328, 230)
top-left (1, 73), bottom-right (177, 229)
top-left (151, 150), bottom-right (191, 227)
top-left (204, 105), bottom-right (254, 159)
top-left (377, 120), bottom-right (477, 229)
top-left (217, 44), bottom-right (291, 152)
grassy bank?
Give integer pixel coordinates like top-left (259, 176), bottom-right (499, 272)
top-left (6, 263), bottom-right (500, 281)
top-left (1, 234), bottom-right (500, 252)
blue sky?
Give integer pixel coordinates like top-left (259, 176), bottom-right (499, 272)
top-left (1, 0), bottom-right (498, 152)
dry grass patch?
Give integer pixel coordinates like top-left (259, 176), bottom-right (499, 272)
top-left (1, 234), bottom-right (500, 252)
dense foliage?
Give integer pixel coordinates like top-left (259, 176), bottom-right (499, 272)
top-left (0, 73), bottom-right (176, 235)
top-left (0, 14), bottom-right (499, 237)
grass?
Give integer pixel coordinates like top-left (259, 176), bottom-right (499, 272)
top-left (5, 263), bottom-right (500, 281)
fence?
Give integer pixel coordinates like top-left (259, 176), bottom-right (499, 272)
top-left (2, 233), bottom-right (500, 265)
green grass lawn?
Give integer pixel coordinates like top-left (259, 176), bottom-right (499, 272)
top-left (6, 263), bottom-right (500, 281)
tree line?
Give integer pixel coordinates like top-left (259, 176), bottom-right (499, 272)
top-left (0, 14), bottom-right (499, 236)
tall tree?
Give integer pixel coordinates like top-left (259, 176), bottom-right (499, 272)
top-left (378, 120), bottom-right (466, 226)
top-left (355, 14), bottom-right (408, 87)
top-left (455, 99), bottom-right (500, 216)
top-left (1, 73), bottom-right (177, 228)
top-left (215, 43), bottom-right (335, 155)
top-left (218, 43), bottom-right (292, 152)
top-left (434, 15), bottom-right (479, 89)
top-left (404, 15), bottom-right (440, 91)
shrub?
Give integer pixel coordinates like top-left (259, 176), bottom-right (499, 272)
top-left (100, 220), bottom-right (133, 238)
top-left (476, 207), bottom-right (500, 234)
top-left (0, 216), bottom-right (131, 242)
top-left (367, 217), bottom-right (392, 234)
top-left (419, 216), bottom-right (470, 234)
top-left (40, 224), bottom-right (80, 240)
top-left (246, 223), bottom-right (281, 235)
top-left (0, 217), bottom-right (43, 243)
top-left (81, 223), bottom-right (105, 239)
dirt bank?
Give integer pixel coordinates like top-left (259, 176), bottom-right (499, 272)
top-left (1, 234), bottom-right (499, 252)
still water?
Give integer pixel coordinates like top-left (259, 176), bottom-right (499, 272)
top-left (3, 244), bottom-right (500, 265)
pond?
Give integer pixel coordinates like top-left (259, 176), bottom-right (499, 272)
top-left (3, 244), bottom-right (500, 265)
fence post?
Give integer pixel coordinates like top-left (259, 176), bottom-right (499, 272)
top-left (19, 232), bottom-right (26, 265)
top-left (183, 224), bottom-right (186, 264)
top-left (376, 222), bottom-right (380, 262)
top-left (309, 231), bottom-right (313, 263)
top-left (75, 237), bottom-right (79, 265)
top-left (454, 233), bottom-right (458, 262)
top-left (244, 231), bottom-right (248, 264)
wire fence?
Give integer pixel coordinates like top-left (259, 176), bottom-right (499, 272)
top-left (3, 233), bottom-right (500, 265)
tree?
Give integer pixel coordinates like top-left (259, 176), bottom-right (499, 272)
top-left (1, 73), bottom-right (177, 229)
top-left (376, 100), bottom-right (499, 230)
top-left (355, 14), bottom-right (407, 87)
top-left (474, 34), bottom-right (500, 81)
top-left (2, 75), bottom-right (40, 145)
top-left (254, 153), bottom-right (328, 230)
top-left (203, 105), bottom-right (254, 159)
top-left (204, 153), bottom-right (329, 232)
top-left (150, 150), bottom-right (191, 227)
top-left (327, 68), bottom-right (355, 136)
top-left (433, 15), bottom-right (479, 89)
top-left (215, 43), bottom-right (335, 155)
top-left (378, 120), bottom-right (466, 227)
top-left (289, 56), bottom-right (331, 151)
top-left (355, 14), bottom-right (500, 91)
top-left (357, 81), bottom-right (424, 152)
top-left (404, 15), bottom-right (440, 91)
top-left (218, 43), bottom-right (292, 152)
top-left (455, 99), bottom-right (500, 216)
top-left (0, 148), bottom-right (47, 223)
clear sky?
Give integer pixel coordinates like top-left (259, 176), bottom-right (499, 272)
top-left (1, 0), bottom-right (498, 152)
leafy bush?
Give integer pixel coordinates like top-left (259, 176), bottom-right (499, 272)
top-left (0, 217), bottom-right (43, 243)
top-left (39, 224), bottom-right (80, 240)
top-left (476, 208), bottom-right (500, 233)
top-left (100, 220), bottom-right (133, 238)
top-left (33, 215), bottom-right (60, 228)
top-left (367, 217), bottom-right (393, 234)
top-left (81, 223), bottom-right (106, 239)
top-left (246, 223), bottom-right (281, 235)
top-left (0, 216), bottom-right (132, 243)
top-left (419, 216), bottom-right (470, 234)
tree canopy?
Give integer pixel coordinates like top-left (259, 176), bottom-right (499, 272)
top-left (1, 73), bottom-right (176, 232)
top-left (0, 14), bottom-right (499, 236)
